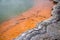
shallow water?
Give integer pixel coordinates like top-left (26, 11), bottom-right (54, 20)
top-left (0, 0), bottom-right (34, 23)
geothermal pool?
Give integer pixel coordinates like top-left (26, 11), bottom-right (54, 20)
top-left (0, 0), bottom-right (34, 23)
top-left (0, 0), bottom-right (54, 40)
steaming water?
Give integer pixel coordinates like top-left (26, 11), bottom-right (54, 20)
top-left (0, 0), bottom-right (34, 23)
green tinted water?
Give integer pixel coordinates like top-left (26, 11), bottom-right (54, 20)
top-left (0, 0), bottom-right (34, 23)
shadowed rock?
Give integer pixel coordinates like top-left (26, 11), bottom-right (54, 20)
top-left (53, 0), bottom-right (60, 3)
top-left (53, 3), bottom-right (60, 10)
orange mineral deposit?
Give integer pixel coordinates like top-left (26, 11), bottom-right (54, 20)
top-left (0, 0), bottom-right (54, 40)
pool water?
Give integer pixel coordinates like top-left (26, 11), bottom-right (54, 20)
top-left (0, 0), bottom-right (34, 23)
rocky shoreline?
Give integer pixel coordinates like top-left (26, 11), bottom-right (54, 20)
top-left (14, 0), bottom-right (60, 40)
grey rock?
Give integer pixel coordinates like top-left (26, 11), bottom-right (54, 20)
top-left (47, 21), bottom-right (60, 40)
top-left (53, 3), bottom-right (60, 10)
top-left (53, 0), bottom-right (60, 2)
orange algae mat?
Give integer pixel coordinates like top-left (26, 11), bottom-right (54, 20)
top-left (0, 0), bottom-right (54, 40)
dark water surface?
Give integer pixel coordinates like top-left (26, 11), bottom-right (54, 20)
top-left (0, 0), bottom-right (34, 23)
